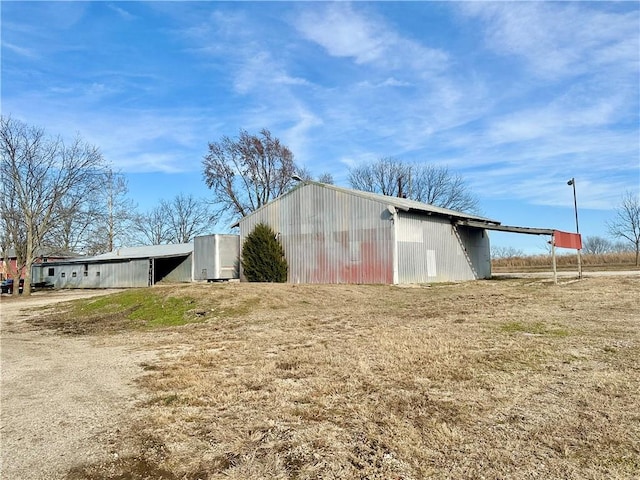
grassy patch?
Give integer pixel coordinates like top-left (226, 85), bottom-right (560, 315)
top-left (28, 286), bottom-right (270, 335)
top-left (28, 288), bottom-right (205, 334)
top-left (500, 320), bottom-right (570, 337)
top-left (24, 277), bottom-right (640, 479)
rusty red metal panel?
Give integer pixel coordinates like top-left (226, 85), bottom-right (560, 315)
top-left (554, 230), bottom-right (582, 249)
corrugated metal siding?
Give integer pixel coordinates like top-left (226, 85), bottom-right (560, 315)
top-left (239, 184), bottom-right (394, 284)
top-left (33, 260), bottom-right (149, 288)
top-left (396, 213), bottom-right (491, 282)
top-left (160, 256), bottom-right (193, 283)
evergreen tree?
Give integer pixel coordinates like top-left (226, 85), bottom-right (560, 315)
top-left (242, 223), bottom-right (288, 282)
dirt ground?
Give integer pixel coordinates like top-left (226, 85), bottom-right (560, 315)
top-left (1, 275), bottom-right (638, 479)
top-left (0, 290), bottom-right (157, 480)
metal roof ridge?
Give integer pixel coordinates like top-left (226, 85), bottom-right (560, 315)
top-left (303, 181), bottom-right (499, 223)
top-left (231, 181), bottom-right (499, 225)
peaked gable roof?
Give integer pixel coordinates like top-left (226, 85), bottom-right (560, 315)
top-left (234, 181), bottom-right (499, 227)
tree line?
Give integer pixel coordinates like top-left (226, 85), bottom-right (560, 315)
top-left (2, 116), bottom-right (639, 295)
top-left (0, 117), bottom-right (216, 294)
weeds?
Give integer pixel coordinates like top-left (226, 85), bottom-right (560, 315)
top-left (493, 251), bottom-right (638, 271)
top-left (40, 277), bottom-right (640, 479)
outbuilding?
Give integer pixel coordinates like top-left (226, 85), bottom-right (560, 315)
top-left (31, 235), bottom-right (241, 289)
top-left (31, 243), bottom-right (195, 289)
top-left (236, 182), bottom-right (501, 284)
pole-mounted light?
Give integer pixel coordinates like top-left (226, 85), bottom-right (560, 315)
top-left (567, 177), bottom-right (582, 279)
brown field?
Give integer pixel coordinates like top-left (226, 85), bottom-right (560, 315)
top-left (492, 251), bottom-right (639, 272)
top-left (23, 277), bottom-right (640, 479)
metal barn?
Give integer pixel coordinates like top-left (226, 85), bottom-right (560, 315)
top-left (236, 182), bottom-right (500, 284)
top-left (31, 243), bottom-right (194, 289)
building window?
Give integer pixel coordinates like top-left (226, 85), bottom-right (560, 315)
top-left (48, 268), bottom-right (55, 276)
top-left (83, 271), bottom-right (88, 277)
top-left (61, 272), bottom-right (66, 278)
top-left (96, 271), bottom-right (101, 277)
top-left (72, 272), bottom-right (77, 277)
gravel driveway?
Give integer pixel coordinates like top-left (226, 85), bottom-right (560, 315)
top-left (0, 290), bottom-right (156, 480)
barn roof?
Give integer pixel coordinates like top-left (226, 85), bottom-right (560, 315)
top-left (233, 181), bottom-right (500, 227)
top-left (38, 243), bottom-right (194, 265)
top-left (90, 243), bottom-right (194, 261)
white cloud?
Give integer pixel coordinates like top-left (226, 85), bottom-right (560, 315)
top-left (108, 4), bottom-right (136, 22)
top-left (2, 41), bottom-right (37, 58)
top-left (232, 51), bottom-right (314, 95)
top-left (460, 3), bottom-right (639, 80)
top-left (295, 3), bottom-right (448, 74)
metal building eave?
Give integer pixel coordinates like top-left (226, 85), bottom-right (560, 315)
top-left (456, 219), bottom-right (554, 235)
top-left (34, 243), bottom-right (194, 266)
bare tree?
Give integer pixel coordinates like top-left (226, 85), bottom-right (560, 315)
top-left (491, 246), bottom-right (525, 259)
top-left (86, 170), bottom-right (137, 254)
top-left (582, 236), bottom-right (613, 255)
top-left (607, 191), bottom-right (640, 265)
top-left (317, 172), bottom-right (335, 185)
top-left (44, 193), bottom-right (99, 255)
top-left (348, 157), bottom-right (409, 197)
top-left (203, 129), bottom-right (298, 221)
top-left (612, 241), bottom-right (634, 253)
top-left (296, 167), bottom-right (335, 185)
top-left (133, 205), bottom-right (170, 246)
top-left (411, 165), bottom-right (480, 213)
top-left (160, 194), bottom-right (217, 244)
top-left (0, 116), bottom-right (106, 295)
top-left (348, 157), bottom-right (480, 213)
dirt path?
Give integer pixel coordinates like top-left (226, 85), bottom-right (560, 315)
top-left (0, 290), bottom-right (156, 480)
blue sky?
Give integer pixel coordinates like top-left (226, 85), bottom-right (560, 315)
top-left (2, 1), bottom-right (639, 253)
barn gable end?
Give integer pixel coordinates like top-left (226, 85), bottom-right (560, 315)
top-left (237, 182), bottom-right (493, 284)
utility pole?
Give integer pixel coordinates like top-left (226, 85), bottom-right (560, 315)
top-left (567, 178), bottom-right (582, 279)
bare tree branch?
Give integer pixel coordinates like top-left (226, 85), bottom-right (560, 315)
top-left (607, 191), bottom-right (640, 265)
top-left (160, 194), bottom-right (218, 244)
top-left (203, 129), bottom-right (298, 222)
top-left (348, 158), bottom-right (480, 214)
top-left (0, 116), bottom-right (106, 294)
top-left (133, 206), bottom-right (170, 246)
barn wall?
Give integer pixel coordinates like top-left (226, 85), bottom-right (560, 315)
top-left (239, 184), bottom-right (394, 284)
top-left (33, 260), bottom-right (150, 288)
top-left (396, 213), bottom-right (491, 282)
top-left (156, 255), bottom-right (192, 283)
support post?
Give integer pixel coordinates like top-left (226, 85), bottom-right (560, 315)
top-left (577, 248), bottom-right (582, 280)
top-left (551, 234), bottom-right (557, 285)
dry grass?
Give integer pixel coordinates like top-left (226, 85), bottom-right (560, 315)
top-left (493, 251), bottom-right (638, 272)
top-left (50, 278), bottom-right (640, 479)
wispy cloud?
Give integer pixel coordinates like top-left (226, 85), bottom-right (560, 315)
top-left (2, 41), bottom-right (37, 59)
top-left (295, 3), bottom-right (448, 74)
top-left (2, 1), bottom-right (637, 225)
top-left (460, 2), bottom-right (639, 80)
top-left (108, 4), bottom-right (136, 22)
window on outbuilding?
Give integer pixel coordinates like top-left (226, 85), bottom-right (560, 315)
top-left (48, 268), bottom-right (55, 276)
